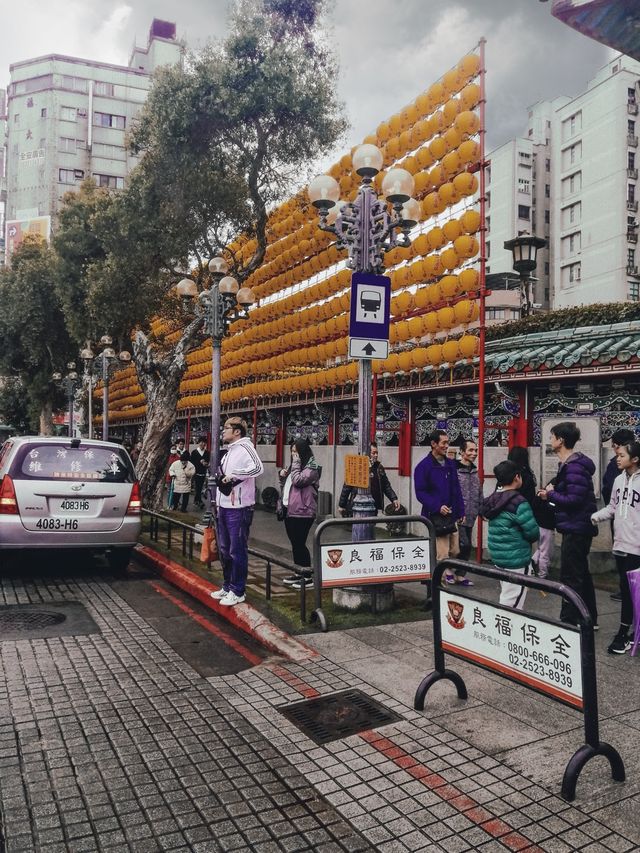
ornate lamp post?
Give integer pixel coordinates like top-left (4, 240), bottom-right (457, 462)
top-left (177, 261), bottom-right (255, 521)
top-left (310, 144), bottom-right (418, 536)
top-left (503, 232), bottom-right (547, 318)
top-left (52, 363), bottom-right (80, 438)
top-left (80, 336), bottom-right (132, 440)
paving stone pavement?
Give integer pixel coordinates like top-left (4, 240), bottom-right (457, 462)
top-left (0, 572), bottom-right (638, 852)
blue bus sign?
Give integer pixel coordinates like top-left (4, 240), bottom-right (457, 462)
top-left (348, 272), bottom-right (391, 359)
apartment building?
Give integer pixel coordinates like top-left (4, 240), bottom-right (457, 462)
top-left (552, 54), bottom-right (640, 306)
top-left (486, 54), bottom-right (640, 311)
top-left (3, 19), bottom-right (181, 261)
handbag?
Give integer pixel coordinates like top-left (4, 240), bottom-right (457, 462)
top-left (430, 511), bottom-right (457, 537)
top-left (200, 525), bottom-right (219, 563)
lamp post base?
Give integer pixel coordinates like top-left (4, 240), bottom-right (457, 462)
top-left (332, 584), bottom-right (395, 613)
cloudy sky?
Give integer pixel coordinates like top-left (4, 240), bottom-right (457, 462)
top-left (1, 0), bottom-right (612, 155)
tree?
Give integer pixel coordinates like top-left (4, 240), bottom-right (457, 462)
top-left (55, 0), bottom-right (346, 508)
top-left (0, 236), bottom-right (76, 435)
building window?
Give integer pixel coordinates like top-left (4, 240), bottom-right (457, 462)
top-left (62, 75), bottom-right (88, 93)
top-left (628, 248), bottom-right (636, 267)
top-left (486, 215), bottom-right (490, 232)
top-left (545, 262), bottom-right (550, 275)
top-left (94, 112), bottom-right (126, 130)
top-left (545, 184), bottom-right (550, 198)
top-left (629, 87), bottom-right (637, 104)
top-left (94, 81), bottom-right (114, 97)
top-left (486, 241), bottom-right (490, 258)
top-left (629, 119), bottom-right (636, 136)
top-left (93, 173), bottom-right (124, 189)
top-left (569, 262), bottom-right (581, 283)
top-left (59, 137), bottom-right (83, 152)
top-left (40, 107), bottom-right (47, 118)
top-left (630, 152), bottom-right (636, 171)
top-left (518, 205), bottom-right (530, 221)
top-left (518, 178), bottom-right (530, 194)
top-left (544, 210), bottom-right (550, 224)
top-left (59, 168), bottom-right (84, 184)
top-left (629, 185), bottom-right (636, 204)
top-left (485, 191), bottom-right (491, 208)
top-left (630, 281), bottom-right (640, 300)
top-left (13, 114), bottom-right (19, 124)
top-left (60, 106), bottom-right (77, 122)
top-left (545, 158), bottom-right (551, 172)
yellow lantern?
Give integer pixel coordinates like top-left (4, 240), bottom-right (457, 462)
top-left (399, 129), bottom-right (414, 154)
top-left (408, 316), bottom-right (424, 339)
top-left (429, 136), bottom-right (447, 161)
top-left (460, 83), bottom-right (481, 111)
top-left (429, 81), bottom-right (446, 107)
top-left (458, 54), bottom-right (481, 82)
top-left (438, 182), bottom-right (458, 206)
top-left (454, 299), bottom-right (476, 326)
top-left (427, 283), bottom-right (441, 306)
top-left (442, 150), bottom-right (461, 176)
top-left (444, 126), bottom-right (463, 151)
top-left (413, 171), bottom-right (430, 195)
top-left (426, 227), bottom-right (446, 252)
top-left (443, 67), bottom-right (463, 95)
top-left (397, 351), bottom-right (413, 372)
top-left (389, 113), bottom-right (403, 135)
top-left (414, 286), bottom-right (431, 309)
top-left (401, 104), bottom-right (419, 128)
top-left (455, 111), bottom-right (481, 136)
top-left (442, 340), bottom-right (460, 363)
top-left (412, 119), bottom-right (432, 145)
top-left (426, 343), bottom-right (443, 365)
top-left (423, 254), bottom-right (444, 279)
top-left (454, 235), bottom-right (480, 259)
top-left (424, 312), bottom-right (440, 335)
top-left (437, 307), bottom-right (456, 330)
top-left (413, 233), bottom-right (430, 257)
top-left (441, 247), bottom-right (459, 271)
top-left (461, 209), bottom-right (481, 233)
top-left (415, 92), bottom-right (431, 115)
top-left (424, 192), bottom-right (447, 217)
top-left (453, 172), bottom-right (479, 197)
top-left (443, 219), bottom-right (463, 243)
top-left (377, 121), bottom-right (391, 142)
top-left (396, 320), bottom-right (411, 341)
top-left (410, 348), bottom-right (429, 369)
top-left (416, 146), bottom-right (435, 170)
top-left (402, 154), bottom-right (419, 175)
top-left (459, 334), bottom-right (479, 358)
top-left (384, 353), bottom-right (400, 374)
top-left (442, 97), bottom-right (460, 127)
top-left (438, 274), bottom-right (461, 300)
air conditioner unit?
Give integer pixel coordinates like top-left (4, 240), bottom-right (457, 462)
top-left (627, 168), bottom-right (638, 179)
top-left (627, 200), bottom-right (639, 211)
top-left (77, 108), bottom-right (87, 117)
top-left (627, 265), bottom-right (639, 276)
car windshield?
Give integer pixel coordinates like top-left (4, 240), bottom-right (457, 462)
top-left (12, 444), bottom-right (134, 483)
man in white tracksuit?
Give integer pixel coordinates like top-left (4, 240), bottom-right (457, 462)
top-left (210, 417), bottom-right (264, 607)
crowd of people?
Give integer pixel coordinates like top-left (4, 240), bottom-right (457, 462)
top-left (130, 422), bottom-right (639, 643)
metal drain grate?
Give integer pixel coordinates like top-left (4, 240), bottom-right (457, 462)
top-left (0, 601), bottom-right (99, 641)
top-left (278, 689), bottom-right (402, 745)
top-left (0, 611), bottom-right (66, 631)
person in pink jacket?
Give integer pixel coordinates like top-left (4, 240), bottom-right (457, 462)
top-left (279, 439), bottom-right (321, 590)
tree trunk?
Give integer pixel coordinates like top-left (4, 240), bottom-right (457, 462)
top-left (132, 320), bottom-right (202, 510)
top-left (39, 400), bottom-right (53, 436)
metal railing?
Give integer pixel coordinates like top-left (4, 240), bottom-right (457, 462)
top-left (141, 508), bottom-right (299, 602)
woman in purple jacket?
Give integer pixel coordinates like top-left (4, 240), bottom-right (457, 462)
top-left (279, 439), bottom-right (321, 590)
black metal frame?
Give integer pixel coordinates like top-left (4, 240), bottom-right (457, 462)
top-left (414, 557), bottom-right (625, 802)
top-left (310, 515), bottom-right (436, 632)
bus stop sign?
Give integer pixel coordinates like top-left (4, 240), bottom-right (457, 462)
top-left (348, 271), bottom-right (391, 360)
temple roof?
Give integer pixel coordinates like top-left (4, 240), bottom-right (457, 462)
top-left (551, 0), bottom-right (640, 61)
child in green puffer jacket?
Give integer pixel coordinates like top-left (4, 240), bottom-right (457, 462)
top-left (482, 460), bottom-right (539, 610)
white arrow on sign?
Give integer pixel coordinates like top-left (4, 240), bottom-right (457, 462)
top-left (348, 338), bottom-right (389, 360)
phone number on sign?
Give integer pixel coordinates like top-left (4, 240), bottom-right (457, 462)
top-left (507, 654), bottom-right (573, 687)
top-left (378, 564), bottom-right (427, 574)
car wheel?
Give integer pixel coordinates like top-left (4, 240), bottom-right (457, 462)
top-left (107, 547), bottom-right (133, 575)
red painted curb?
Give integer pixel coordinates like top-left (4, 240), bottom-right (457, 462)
top-left (134, 544), bottom-right (319, 663)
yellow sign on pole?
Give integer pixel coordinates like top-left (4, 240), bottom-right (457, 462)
top-left (344, 454), bottom-right (370, 488)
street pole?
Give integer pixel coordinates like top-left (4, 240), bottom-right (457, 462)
top-left (67, 386), bottom-right (74, 437)
top-left (102, 354), bottom-right (109, 442)
top-left (87, 374), bottom-right (93, 439)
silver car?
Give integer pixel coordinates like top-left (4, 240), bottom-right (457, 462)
top-left (0, 436), bottom-right (141, 571)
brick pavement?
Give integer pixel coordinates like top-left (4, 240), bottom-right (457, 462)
top-left (0, 571), bottom-right (638, 852)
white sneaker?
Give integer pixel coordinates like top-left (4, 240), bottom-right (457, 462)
top-left (219, 591), bottom-right (245, 606)
top-left (210, 588), bottom-right (229, 600)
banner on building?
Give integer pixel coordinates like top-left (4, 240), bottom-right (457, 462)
top-left (5, 216), bottom-right (51, 263)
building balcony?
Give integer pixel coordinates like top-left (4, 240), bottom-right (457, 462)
top-left (628, 135), bottom-right (639, 148)
top-left (628, 232), bottom-right (638, 243)
top-left (627, 200), bottom-right (638, 212)
top-left (628, 102), bottom-right (639, 116)
top-left (628, 168), bottom-right (639, 179)
top-left (627, 265), bottom-right (639, 276)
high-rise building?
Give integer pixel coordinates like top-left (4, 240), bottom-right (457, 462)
top-left (3, 19), bottom-right (182, 261)
top-left (485, 53), bottom-right (640, 311)
top-left (552, 54), bottom-right (640, 306)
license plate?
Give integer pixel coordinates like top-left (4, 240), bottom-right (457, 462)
top-left (36, 518), bottom-right (79, 531)
top-left (59, 499), bottom-right (90, 512)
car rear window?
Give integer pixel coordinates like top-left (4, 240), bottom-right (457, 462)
top-left (11, 444), bottom-right (134, 483)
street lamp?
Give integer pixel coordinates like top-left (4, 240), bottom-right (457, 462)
top-left (81, 336), bottom-right (131, 440)
top-left (503, 232), bottom-right (546, 318)
top-left (52, 362), bottom-right (80, 437)
top-left (177, 259), bottom-right (255, 521)
top-left (310, 144), bottom-right (417, 536)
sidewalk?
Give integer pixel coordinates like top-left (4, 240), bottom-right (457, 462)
top-left (135, 508), bottom-right (640, 850)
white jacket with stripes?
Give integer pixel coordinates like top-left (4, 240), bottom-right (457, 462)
top-left (218, 437), bottom-right (264, 509)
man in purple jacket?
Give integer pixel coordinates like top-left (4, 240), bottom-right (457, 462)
top-left (538, 421), bottom-right (598, 627)
top-left (414, 429), bottom-right (465, 566)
